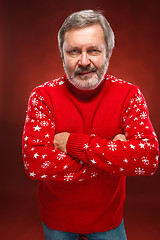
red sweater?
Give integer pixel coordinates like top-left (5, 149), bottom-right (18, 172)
top-left (22, 74), bottom-right (159, 234)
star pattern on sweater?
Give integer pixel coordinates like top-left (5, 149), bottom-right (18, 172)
top-left (41, 174), bottom-right (47, 179)
top-left (83, 144), bottom-right (89, 149)
top-left (33, 125), bottom-right (41, 131)
top-left (91, 159), bottom-right (96, 164)
top-left (130, 144), bottom-right (136, 150)
top-left (30, 172), bottom-right (36, 177)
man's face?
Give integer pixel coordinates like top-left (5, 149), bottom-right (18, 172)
top-left (62, 24), bottom-right (109, 90)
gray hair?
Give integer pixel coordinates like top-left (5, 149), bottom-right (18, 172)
top-left (58, 10), bottom-right (115, 59)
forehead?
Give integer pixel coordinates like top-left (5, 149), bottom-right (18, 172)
top-left (63, 24), bottom-right (106, 48)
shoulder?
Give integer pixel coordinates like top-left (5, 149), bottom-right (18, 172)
top-left (105, 74), bottom-right (140, 94)
top-left (105, 75), bottom-right (148, 112)
top-left (35, 76), bottom-right (65, 92)
top-left (30, 76), bottom-right (65, 97)
top-left (27, 76), bottom-right (66, 106)
top-left (104, 74), bottom-right (145, 109)
top-left (105, 74), bottom-right (134, 86)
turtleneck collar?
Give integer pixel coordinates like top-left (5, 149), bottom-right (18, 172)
top-left (64, 75), bottom-right (107, 100)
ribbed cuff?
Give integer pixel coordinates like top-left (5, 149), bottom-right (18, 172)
top-left (66, 133), bottom-right (91, 162)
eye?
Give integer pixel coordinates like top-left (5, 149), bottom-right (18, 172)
top-left (68, 49), bottom-right (80, 57)
top-left (88, 49), bottom-right (101, 56)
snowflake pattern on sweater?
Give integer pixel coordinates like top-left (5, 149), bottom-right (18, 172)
top-left (66, 77), bottom-right (159, 176)
top-left (22, 75), bottom-right (159, 182)
top-left (22, 77), bottom-right (100, 182)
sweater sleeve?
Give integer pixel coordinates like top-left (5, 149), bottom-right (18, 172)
top-left (22, 87), bottom-right (101, 182)
top-left (66, 87), bottom-right (159, 176)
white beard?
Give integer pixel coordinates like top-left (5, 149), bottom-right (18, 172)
top-left (63, 59), bottom-right (109, 90)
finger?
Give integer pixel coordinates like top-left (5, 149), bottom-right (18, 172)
top-left (113, 134), bottom-right (127, 142)
top-left (53, 138), bottom-right (58, 148)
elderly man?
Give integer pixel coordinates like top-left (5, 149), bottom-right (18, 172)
top-left (22, 10), bottom-right (159, 240)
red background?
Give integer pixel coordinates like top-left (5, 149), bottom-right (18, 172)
top-left (1, 0), bottom-right (160, 239)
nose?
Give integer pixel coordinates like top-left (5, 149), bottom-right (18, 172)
top-left (79, 52), bottom-right (90, 67)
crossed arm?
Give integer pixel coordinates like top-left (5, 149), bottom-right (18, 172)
top-left (22, 87), bottom-right (159, 181)
top-left (54, 132), bottom-right (127, 153)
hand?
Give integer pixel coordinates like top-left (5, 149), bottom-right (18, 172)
top-left (112, 134), bottom-right (127, 142)
top-left (53, 132), bottom-right (70, 153)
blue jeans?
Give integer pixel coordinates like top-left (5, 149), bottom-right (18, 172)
top-left (42, 220), bottom-right (127, 240)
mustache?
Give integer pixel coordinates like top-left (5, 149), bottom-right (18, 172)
top-left (74, 65), bottom-right (97, 75)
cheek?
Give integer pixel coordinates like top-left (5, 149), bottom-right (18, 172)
top-left (92, 55), bottom-right (106, 69)
top-left (92, 60), bottom-right (103, 69)
top-left (65, 58), bottom-right (77, 72)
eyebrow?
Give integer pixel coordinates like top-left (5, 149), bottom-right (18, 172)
top-left (65, 45), bottom-right (103, 50)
